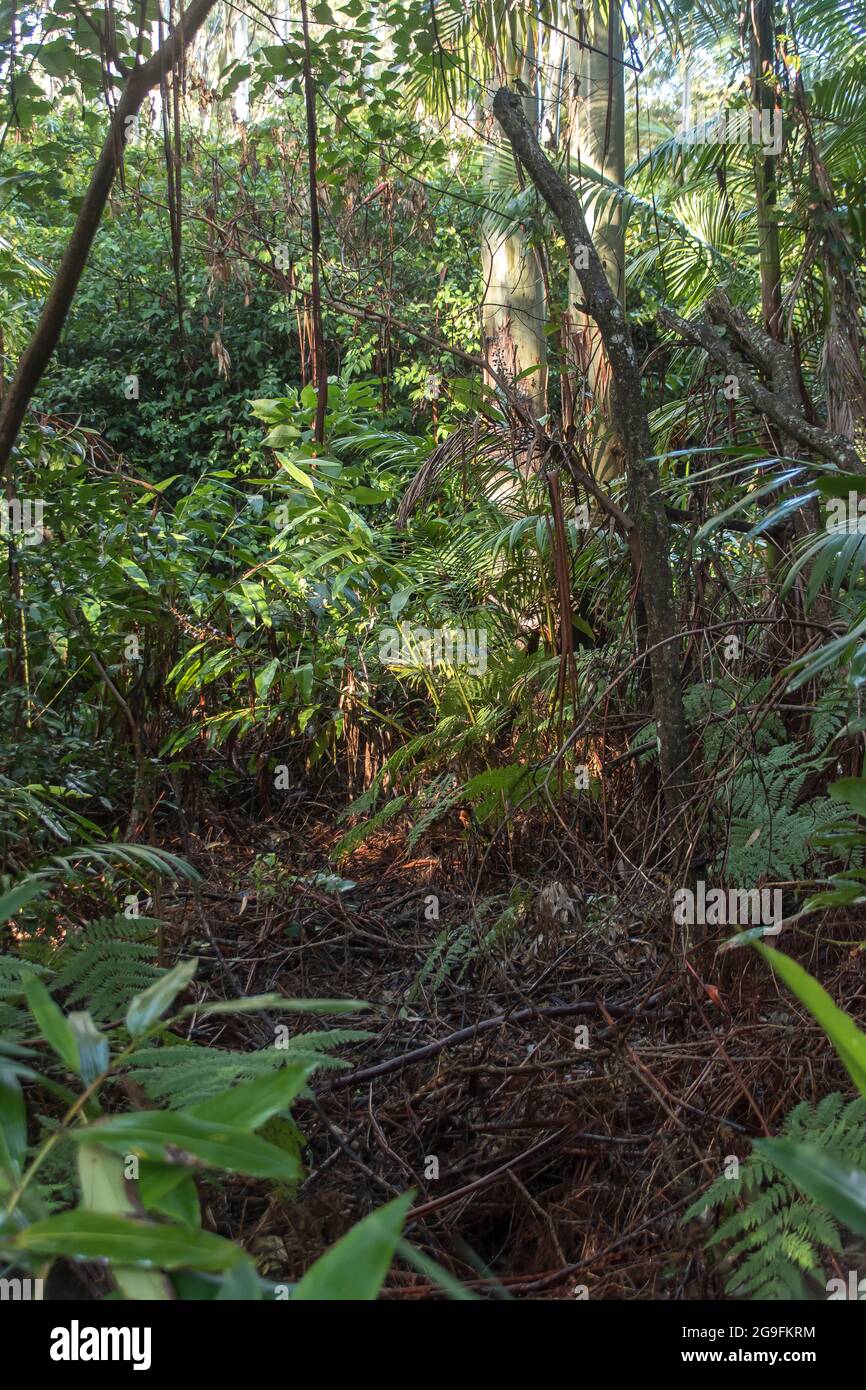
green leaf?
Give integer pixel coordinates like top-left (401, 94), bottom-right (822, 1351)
top-left (828, 777), bottom-right (866, 817)
top-left (347, 486), bottom-right (389, 504)
top-left (292, 1192), bottom-right (412, 1300)
top-left (116, 556), bottom-right (151, 591)
top-left (189, 1064), bottom-right (313, 1129)
top-left (20, 969), bottom-right (79, 1073)
top-left (754, 943), bottom-right (866, 1097)
top-left (255, 658), bottom-right (280, 699)
top-left (249, 398), bottom-right (290, 422)
top-left (186, 994), bottom-right (368, 1018)
top-left (263, 424), bottom-right (301, 447)
top-left (0, 1068), bottom-right (26, 1181)
top-left (138, 1162), bottom-right (201, 1228)
top-left (816, 473), bottom-right (866, 500)
top-left (125, 959), bottom-right (197, 1037)
top-left (67, 1012), bottom-right (109, 1085)
top-left (216, 1260), bottom-right (263, 1300)
top-left (276, 452), bottom-right (317, 493)
top-left (756, 1140), bottom-right (866, 1236)
top-left (0, 878), bottom-right (45, 925)
top-left (396, 1238), bottom-right (478, 1299)
top-left (71, 1112), bottom-right (302, 1180)
top-left (78, 1146), bottom-right (172, 1300)
top-left (6, 1210), bottom-right (243, 1270)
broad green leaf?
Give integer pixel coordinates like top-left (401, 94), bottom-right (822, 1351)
top-left (0, 878), bottom-right (45, 925)
top-left (67, 1012), bottom-right (109, 1084)
top-left (71, 1112), bottom-right (302, 1180)
top-left (347, 486), bottom-right (389, 504)
top-left (216, 1260), bottom-right (263, 1300)
top-left (276, 452), bottom-right (317, 492)
top-left (78, 1146), bottom-right (172, 1300)
top-left (0, 1068), bottom-right (26, 1181)
top-left (116, 556), bottom-right (150, 590)
top-left (138, 1162), bottom-right (201, 1228)
top-left (189, 1064), bottom-right (313, 1129)
top-left (20, 970), bottom-right (79, 1073)
top-left (816, 473), bottom-right (866, 499)
top-left (125, 959), bottom-right (197, 1037)
top-left (292, 1192), bottom-right (412, 1300)
top-left (264, 424), bottom-right (301, 447)
top-left (829, 777), bottom-right (866, 817)
top-left (7, 1210), bottom-right (243, 1270)
top-left (248, 397), bottom-right (290, 422)
top-left (255, 658), bottom-right (280, 699)
top-left (754, 943), bottom-right (866, 1097)
top-left (757, 1140), bottom-right (866, 1236)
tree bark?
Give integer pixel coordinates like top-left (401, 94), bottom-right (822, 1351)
top-left (658, 291), bottom-right (862, 471)
top-left (566, 0), bottom-right (625, 482)
top-left (493, 86), bottom-right (692, 822)
top-left (748, 0), bottom-right (783, 339)
top-left (482, 45), bottom-right (547, 418)
top-left (0, 0), bottom-right (221, 473)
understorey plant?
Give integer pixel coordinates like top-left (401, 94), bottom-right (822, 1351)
top-left (0, 872), bottom-right (412, 1300)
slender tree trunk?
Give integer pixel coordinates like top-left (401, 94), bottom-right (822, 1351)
top-left (566, 0), bottom-right (625, 481)
top-left (0, 0), bottom-right (221, 473)
top-left (748, 0), bottom-right (783, 339)
top-left (300, 0), bottom-right (328, 445)
top-left (482, 43), bottom-right (547, 417)
top-left (494, 87), bottom-right (691, 824)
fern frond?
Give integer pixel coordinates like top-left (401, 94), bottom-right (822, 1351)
top-left (51, 915), bottom-right (163, 1021)
top-left (691, 1095), bottom-right (866, 1299)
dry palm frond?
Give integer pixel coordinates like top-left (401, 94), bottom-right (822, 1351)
top-left (396, 418), bottom-right (539, 527)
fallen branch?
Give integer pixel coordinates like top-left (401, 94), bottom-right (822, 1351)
top-left (322, 992), bottom-right (670, 1092)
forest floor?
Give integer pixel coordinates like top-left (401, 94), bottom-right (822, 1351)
top-left (150, 793), bottom-right (864, 1299)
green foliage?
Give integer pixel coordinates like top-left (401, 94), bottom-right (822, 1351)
top-left (124, 1032), bottom-right (370, 1110)
top-left (3, 0), bottom-right (866, 1310)
top-left (51, 916), bottom-right (163, 1022)
top-left (687, 1095), bottom-right (866, 1299)
top-left (0, 869), bottom-right (405, 1300)
top-left (409, 886), bottom-right (531, 999)
top-left (635, 680), bottom-right (853, 883)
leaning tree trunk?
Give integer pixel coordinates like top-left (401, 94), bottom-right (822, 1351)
top-left (493, 87), bottom-right (691, 824)
top-left (566, 0), bottom-right (626, 482)
top-left (0, 0), bottom-right (221, 473)
top-left (482, 43), bottom-right (548, 418)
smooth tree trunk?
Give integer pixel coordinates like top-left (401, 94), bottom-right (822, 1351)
top-left (493, 86), bottom-right (692, 825)
top-left (0, 0), bottom-right (221, 473)
top-left (566, 0), bottom-right (625, 481)
top-left (482, 46), bottom-right (547, 418)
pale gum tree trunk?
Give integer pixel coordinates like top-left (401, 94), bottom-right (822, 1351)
top-left (566, 0), bottom-right (625, 483)
top-left (482, 44), bottom-right (548, 418)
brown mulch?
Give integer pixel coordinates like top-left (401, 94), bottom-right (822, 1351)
top-left (149, 794), bottom-right (866, 1300)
